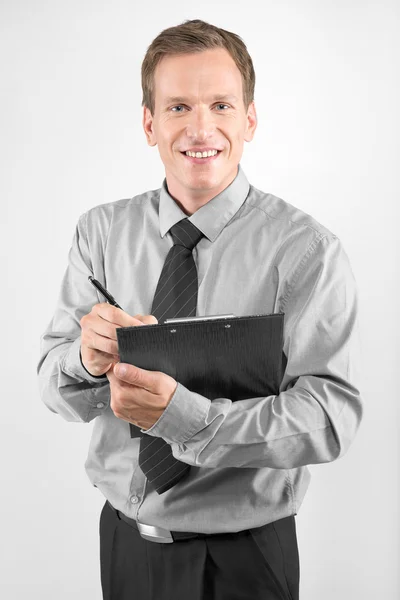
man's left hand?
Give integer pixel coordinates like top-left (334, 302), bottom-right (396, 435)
top-left (106, 362), bottom-right (178, 430)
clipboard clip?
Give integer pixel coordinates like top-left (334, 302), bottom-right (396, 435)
top-left (164, 314), bottom-right (235, 324)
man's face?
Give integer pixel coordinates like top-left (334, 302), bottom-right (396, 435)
top-left (143, 48), bottom-right (257, 202)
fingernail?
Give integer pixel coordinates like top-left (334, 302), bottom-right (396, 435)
top-left (116, 364), bottom-right (127, 376)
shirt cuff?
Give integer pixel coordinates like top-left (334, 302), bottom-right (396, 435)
top-left (62, 337), bottom-right (109, 384)
top-left (140, 382), bottom-right (211, 444)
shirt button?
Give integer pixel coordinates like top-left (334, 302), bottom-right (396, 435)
top-left (130, 495), bottom-right (139, 504)
top-left (96, 402), bottom-right (105, 409)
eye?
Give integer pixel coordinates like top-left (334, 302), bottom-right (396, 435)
top-left (170, 103), bottom-right (230, 113)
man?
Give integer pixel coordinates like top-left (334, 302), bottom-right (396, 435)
top-left (37, 18), bottom-right (363, 600)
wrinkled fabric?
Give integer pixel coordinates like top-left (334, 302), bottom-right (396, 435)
top-left (37, 163), bottom-right (363, 534)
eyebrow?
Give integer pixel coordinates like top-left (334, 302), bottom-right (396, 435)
top-left (163, 94), bottom-right (238, 105)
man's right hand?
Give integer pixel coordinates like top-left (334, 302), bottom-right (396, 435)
top-left (80, 302), bottom-right (158, 377)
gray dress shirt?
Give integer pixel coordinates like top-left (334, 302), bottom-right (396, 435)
top-left (37, 163), bottom-right (363, 534)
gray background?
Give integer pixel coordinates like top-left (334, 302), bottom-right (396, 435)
top-left (1, 1), bottom-right (398, 598)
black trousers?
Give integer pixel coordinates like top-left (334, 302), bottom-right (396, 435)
top-left (100, 500), bottom-right (300, 600)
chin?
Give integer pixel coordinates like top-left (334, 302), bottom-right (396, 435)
top-left (187, 178), bottom-right (219, 191)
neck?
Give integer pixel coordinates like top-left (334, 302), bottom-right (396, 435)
top-left (165, 166), bottom-right (238, 216)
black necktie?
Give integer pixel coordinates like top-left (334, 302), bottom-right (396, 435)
top-left (138, 218), bottom-right (204, 494)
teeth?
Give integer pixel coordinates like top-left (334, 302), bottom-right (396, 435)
top-left (185, 150), bottom-right (219, 158)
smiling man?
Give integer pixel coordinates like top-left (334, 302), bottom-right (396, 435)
top-left (37, 19), bottom-right (363, 600)
top-left (142, 47), bottom-right (256, 214)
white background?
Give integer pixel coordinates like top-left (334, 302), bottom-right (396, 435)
top-left (1, 1), bottom-right (399, 598)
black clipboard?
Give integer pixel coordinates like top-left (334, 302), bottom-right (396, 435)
top-left (116, 313), bottom-right (285, 438)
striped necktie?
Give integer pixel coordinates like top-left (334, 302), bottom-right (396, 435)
top-left (138, 218), bottom-right (204, 494)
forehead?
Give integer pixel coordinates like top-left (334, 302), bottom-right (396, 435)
top-left (154, 48), bottom-right (242, 101)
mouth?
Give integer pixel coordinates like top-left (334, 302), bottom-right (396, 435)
top-left (180, 150), bottom-right (222, 164)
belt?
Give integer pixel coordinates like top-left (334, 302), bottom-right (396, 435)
top-left (107, 500), bottom-right (252, 544)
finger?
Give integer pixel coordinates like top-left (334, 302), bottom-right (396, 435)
top-left (106, 363), bottom-right (117, 381)
top-left (114, 363), bottom-right (155, 391)
top-left (84, 331), bottom-right (120, 357)
top-left (86, 315), bottom-right (121, 342)
top-left (93, 303), bottom-right (147, 328)
top-left (139, 315), bottom-right (158, 325)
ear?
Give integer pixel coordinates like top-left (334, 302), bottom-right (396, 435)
top-left (244, 101), bottom-right (257, 143)
top-left (143, 106), bottom-right (157, 147)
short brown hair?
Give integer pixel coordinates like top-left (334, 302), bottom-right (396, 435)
top-left (141, 19), bottom-right (256, 115)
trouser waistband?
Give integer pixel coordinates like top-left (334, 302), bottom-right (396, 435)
top-left (106, 500), bottom-right (269, 544)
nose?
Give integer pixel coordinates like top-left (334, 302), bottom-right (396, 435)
top-left (185, 106), bottom-right (216, 142)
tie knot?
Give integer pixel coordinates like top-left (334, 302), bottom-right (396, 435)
top-left (169, 218), bottom-right (204, 251)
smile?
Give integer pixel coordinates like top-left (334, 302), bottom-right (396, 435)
top-left (180, 150), bottom-right (222, 164)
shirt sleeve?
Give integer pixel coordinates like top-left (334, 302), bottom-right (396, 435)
top-left (142, 234), bottom-right (364, 470)
top-left (37, 212), bottom-right (110, 423)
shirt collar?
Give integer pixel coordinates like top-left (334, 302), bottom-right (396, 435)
top-left (159, 163), bottom-right (250, 243)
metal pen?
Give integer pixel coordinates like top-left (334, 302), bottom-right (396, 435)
top-left (88, 276), bottom-right (124, 310)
